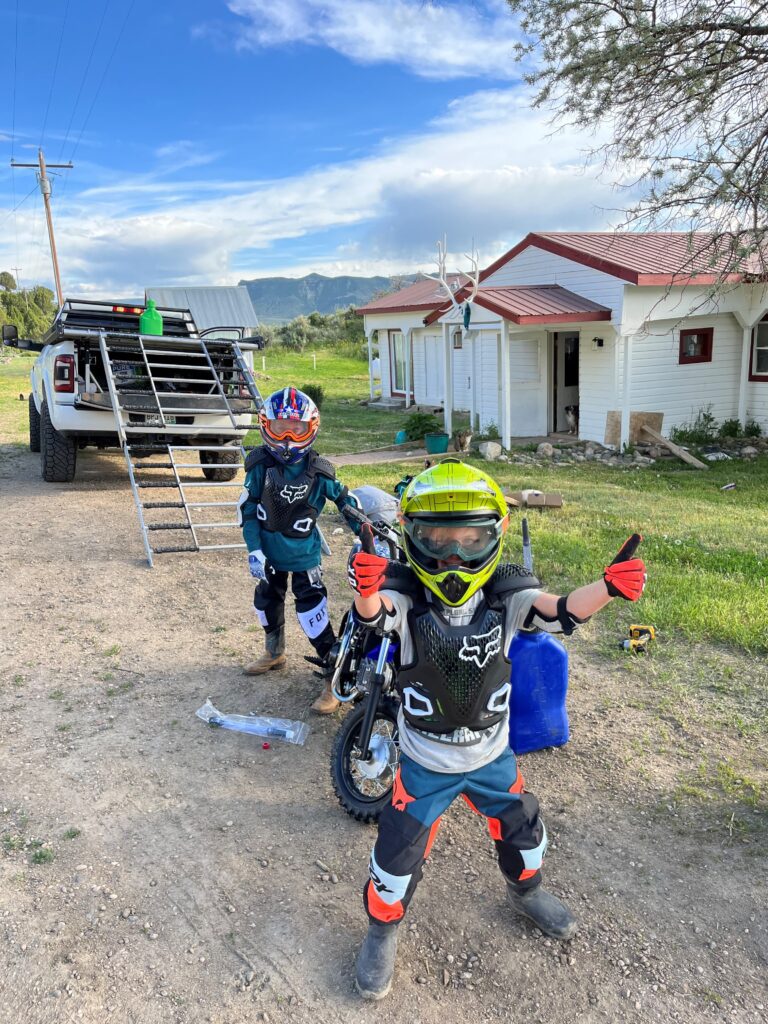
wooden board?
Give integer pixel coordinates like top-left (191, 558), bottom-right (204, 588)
top-left (604, 411), bottom-right (665, 446)
top-left (640, 425), bottom-right (708, 469)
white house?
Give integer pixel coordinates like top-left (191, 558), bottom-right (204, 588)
top-left (358, 233), bottom-right (768, 447)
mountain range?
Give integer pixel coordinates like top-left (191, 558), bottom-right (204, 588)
top-left (239, 272), bottom-right (419, 323)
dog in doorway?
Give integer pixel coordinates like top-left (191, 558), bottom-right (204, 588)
top-left (453, 429), bottom-right (473, 453)
top-left (564, 404), bottom-right (579, 435)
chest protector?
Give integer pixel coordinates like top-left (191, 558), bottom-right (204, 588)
top-left (245, 447), bottom-right (336, 539)
top-left (396, 563), bottom-right (539, 734)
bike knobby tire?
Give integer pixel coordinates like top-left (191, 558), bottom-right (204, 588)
top-left (330, 696), bottom-right (400, 824)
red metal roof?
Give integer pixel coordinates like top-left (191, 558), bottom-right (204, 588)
top-left (473, 285), bottom-right (611, 324)
top-left (357, 274), bottom-right (467, 314)
top-left (480, 232), bottom-right (753, 287)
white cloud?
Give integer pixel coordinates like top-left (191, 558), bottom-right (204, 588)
top-left (226, 0), bottom-right (522, 79)
top-left (0, 88), bottom-right (621, 294)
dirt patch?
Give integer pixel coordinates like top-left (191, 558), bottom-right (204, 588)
top-left (0, 445), bottom-right (766, 1024)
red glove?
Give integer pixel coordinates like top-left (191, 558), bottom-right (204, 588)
top-left (348, 523), bottom-right (389, 598)
top-left (603, 534), bottom-right (646, 601)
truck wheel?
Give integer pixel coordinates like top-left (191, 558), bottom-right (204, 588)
top-left (40, 400), bottom-right (77, 482)
top-left (29, 395), bottom-right (41, 453)
top-left (200, 446), bottom-right (240, 482)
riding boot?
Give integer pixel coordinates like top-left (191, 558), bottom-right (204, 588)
top-left (243, 627), bottom-right (286, 675)
top-left (506, 882), bottom-right (578, 940)
top-left (310, 681), bottom-right (339, 715)
top-left (355, 922), bottom-right (399, 1000)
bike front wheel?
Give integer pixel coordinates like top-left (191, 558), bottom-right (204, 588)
top-left (330, 696), bottom-right (400, 824)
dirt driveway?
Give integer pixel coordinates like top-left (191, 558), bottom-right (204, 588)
top-left (0, 445), bottom-right (765, 1024)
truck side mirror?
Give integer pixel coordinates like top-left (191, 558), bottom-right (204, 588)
top-left (2, 324), bottom-right (19, 345)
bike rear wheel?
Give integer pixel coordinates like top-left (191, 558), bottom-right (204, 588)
top-left (331, 696), bottom-right (400, 823)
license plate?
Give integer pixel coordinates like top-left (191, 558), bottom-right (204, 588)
top-left (144, 414), bottom-right (176, 426)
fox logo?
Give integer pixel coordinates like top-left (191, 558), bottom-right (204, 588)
top-left (280, 482), bottom-right (309, 503)
top-left (458, 624), bottom-right (503, 669)
top-left (369, 868), bottom-right (393, 894)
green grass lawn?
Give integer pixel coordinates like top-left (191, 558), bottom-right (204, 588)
top-left (245, 348), bottom-right (417, 453)
top-left (3, 347), bottom-right (766, 651)
top-left (336, 457), bottom-right (768, 653)
top-left (0, 353), bottom-right (35, 445)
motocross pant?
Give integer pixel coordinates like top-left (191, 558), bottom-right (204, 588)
top-left (363, 747), bottom-right (546, 926)
top-left (253, 566), bottom-right (335, 658)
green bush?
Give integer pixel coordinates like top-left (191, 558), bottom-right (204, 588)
top-left (718, 418), bottom-right (742, 438)
top-left (744, 419), bottom-right (762, 438)
top-left (403, 411), bottom-right (443, 441)
top-left (301, 383), bottom-right (325, 409)
top-left (670, 406), bottom-right (718, 445)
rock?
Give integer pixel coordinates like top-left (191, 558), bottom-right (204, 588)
top-left (741, 446), bottom-right (758, 457)
top-left (332, 527), bottom-right (344, 535)
top-left (536, 442), bottom-right (554, 458)
top-left (478, 441), bottom-right (503, 461)
top-left (443, 968), bottom-right (451, 987)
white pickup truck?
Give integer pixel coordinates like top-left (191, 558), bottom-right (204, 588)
top-left (3, 299), bottom-right (258, 483)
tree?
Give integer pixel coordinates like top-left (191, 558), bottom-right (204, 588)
top-left (507, 0), bottom-right (768, 276)
top-left (0, 285), bottom-right (57, 340)
top-left (0, 271), bottom-right (17, 291)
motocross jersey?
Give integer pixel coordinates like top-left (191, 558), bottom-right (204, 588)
top-left (244, 446), bottom-right (337, 540)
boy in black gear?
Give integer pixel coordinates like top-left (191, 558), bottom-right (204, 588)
top-left (238, 386), bottom-right (359, 713)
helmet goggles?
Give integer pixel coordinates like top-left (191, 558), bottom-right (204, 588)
top-left (262, 417), bottom-right (314, 442)
top-left (404, 514), bottom-right (503, 568)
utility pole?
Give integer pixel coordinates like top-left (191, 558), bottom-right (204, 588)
top-left (10, 149), bottom-right (73, 308)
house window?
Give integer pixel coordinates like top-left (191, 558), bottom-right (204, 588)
top-left (452, 329), bottom-right (463, 350)
top-left (389, 331), bottom-right (406, 393)
top-left (679, 327), bottom-right (713, 364)
top-left (750, 322), bottom-right (768, 380)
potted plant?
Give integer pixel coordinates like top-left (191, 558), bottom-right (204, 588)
top-left (403, 411), bottom-right (449, 454)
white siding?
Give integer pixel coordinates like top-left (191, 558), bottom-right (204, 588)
top-left (483, 245), bottom-right (626, 321)
top-left (746, 382), bottom-right (768, 429)
top-left (579, 334), bottom-right (620, 442)
top-left (476, 331), bottom-right (500, 432)
top-left (628, 315), bottom-right (742, 431)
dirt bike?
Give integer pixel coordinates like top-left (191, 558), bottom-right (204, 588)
top-left (329, 490), bottom-right (410, 823)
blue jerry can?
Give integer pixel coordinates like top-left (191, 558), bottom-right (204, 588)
top-left (508, 631), bottom-right (569, 755)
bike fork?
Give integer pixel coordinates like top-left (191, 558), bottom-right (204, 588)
top-left (356, 636), bottom-right (392, 762)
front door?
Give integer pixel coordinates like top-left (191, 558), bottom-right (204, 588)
top-left (552, 332), bottom-right (579, 433)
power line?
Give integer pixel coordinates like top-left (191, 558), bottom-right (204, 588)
top-left (58, 0), bottom-right (113, 161)
top-left (40, 0), bottom-right (72, 147)
top-left (70, 0), bottom-right (138, 162)
top-left (0, 184), bottom-right (39, 227)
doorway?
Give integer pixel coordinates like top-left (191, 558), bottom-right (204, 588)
top-left (551, 331), bottom-right (579, 433)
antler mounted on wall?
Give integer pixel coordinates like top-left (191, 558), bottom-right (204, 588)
top-left (423, 235), bottom-right (480, 324)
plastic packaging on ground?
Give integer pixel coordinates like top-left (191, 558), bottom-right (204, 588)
top-left (196, 699), bottom-right (309, 746)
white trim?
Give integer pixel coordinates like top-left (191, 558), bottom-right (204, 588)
top-left (443, 321), bottom-right (453, 435)
top-left (620, 333), bottom-right (633, 449)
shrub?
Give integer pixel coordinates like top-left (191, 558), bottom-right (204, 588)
top-left (301, 383), bottom-right (325, 409)
top-left (718, 418), bottom-right (742, 438)
top-left (403, 411), bottom-right (443, 441)
top-left (744, 418), bottom-right (762, 438)
top-left (670, 405), bottom-right (718, 445)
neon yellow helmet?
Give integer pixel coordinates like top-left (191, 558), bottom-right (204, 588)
top-left (399, 459), bottom-right (509, 606)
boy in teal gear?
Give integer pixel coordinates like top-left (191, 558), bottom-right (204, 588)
top-left (238, 387), bottom-right (359, 714)
top-left (347, 460), bottom-right (647, 999)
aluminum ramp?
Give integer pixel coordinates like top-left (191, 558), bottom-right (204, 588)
top-left (97, 329), bottom-right (263, 566)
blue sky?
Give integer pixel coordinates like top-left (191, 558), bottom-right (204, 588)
top-left (0, 0), bottom-right (615, 296)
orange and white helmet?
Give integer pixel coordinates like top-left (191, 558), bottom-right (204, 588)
top-left (258, 387), bottom-right (320, 463)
